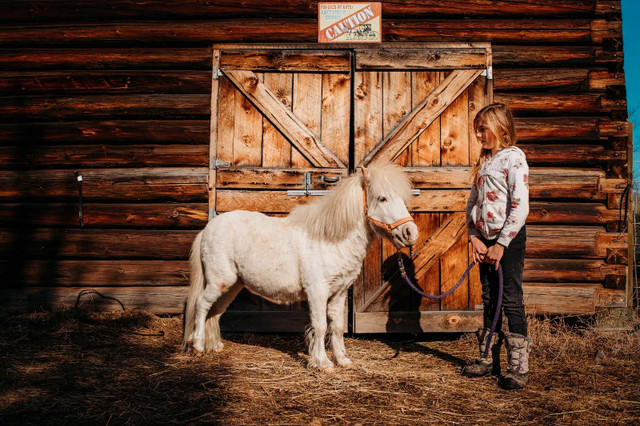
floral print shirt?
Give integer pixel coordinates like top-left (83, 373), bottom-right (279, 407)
top-left (466, 146), bottom-right (529, 247)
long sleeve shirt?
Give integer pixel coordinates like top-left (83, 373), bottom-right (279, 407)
top-left (466, 146), bottom-right (529, 248)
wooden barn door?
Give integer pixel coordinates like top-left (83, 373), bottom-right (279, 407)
top-left (351, 45), bottom-right (493, 333)
top-left (210, 46), bottom-right (351, 332)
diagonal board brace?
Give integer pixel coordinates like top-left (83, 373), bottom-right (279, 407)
top-left (224, 69), bottom-right (346, 169)
top-left (360, 212), bottom-right (467, 313)
top-left (359, 68), bottom-right (483, 167)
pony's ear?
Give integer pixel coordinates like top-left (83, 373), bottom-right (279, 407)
top-left (360, 166), bottom-right (370, 186)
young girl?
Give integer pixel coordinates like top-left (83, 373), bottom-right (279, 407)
top-left (462, 103), bottom-right (531, 390)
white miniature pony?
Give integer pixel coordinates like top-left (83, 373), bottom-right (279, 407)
top-left (183, 163), bottom-right (418, 372)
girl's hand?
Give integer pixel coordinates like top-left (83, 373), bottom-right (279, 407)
top-left (470, 237), bottom-right (488, 263)
top-left (485, 244), bottom-right (505, 268)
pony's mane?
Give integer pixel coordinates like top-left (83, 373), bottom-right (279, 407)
top-left (287, 162), bottom-right (412, 242)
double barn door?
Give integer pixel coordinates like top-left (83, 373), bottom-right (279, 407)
top-left (210, 43), bottom-right (493, 333)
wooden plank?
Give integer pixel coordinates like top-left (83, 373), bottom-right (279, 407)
top-left (361, 237), bottom-right (383, 311)
top-left (262, 73), bottom-right (293, 167)
top-left (0, 229), bottom-right (198, 259)
top-left (413, 213), bottom-right (440, 311)
top-left (411, 71), bottom-right (440, 166)
top-left (360, 69), bottom-right (482, 166)
top-left (354, 71), bottom-right (383, 166)
top-left (0, 168), bottom-right (208, 201)
top-left (217, 190), bottom-right (312, 213)
top-left (0, 203), bottom-right (207, 228)
top-left (232, 72), bottom-right (263, 167)
top-left (0, 20), bottom-right (594, 46)
top-left (0, 145), bottom-right (208, 168)
top-left (597, 120), bottom-right (629, 138)
top-left (411, 190), bottom-right (469, 212)
top-left (0, 71), bottom-right (210, 94)
top-left (355, 48), bottom-right (486, 70)
top-left (597, 288), bottom-right (626, 308)
top-left (0, 1), bottom-right (596, 23)
top-left (0, 120), bottom-right (209, 145)
top-left (0, 94), bottom-right (210, 121)
top-left (321, 73), bottom-right (351, 167)
top-left (440, 72), bottom-right (470, 166)
top-left (2, 260), bottom-right (190, 286)
top-left (383, 71), bottom-right (412, 166)
top-left (292, 73), bottom-right (322, 168)
top-left (0, 286), bottom-right (189, 313)
top-left (355, 311), bottom-right (482, 333)
top-left (407, 167), bottom-right (471, 188)
top-left (0, 48), bottom-right (211, 71)
top-left (524, 258), bottom-right (626, 283)
top-left (221, 50), bottom-right (350, 72)
top-left (590, 19), bottom-right (622, 44)
top-left (439, 213), bottom-right (469, 310)
top-left (216, 77), bottom-right (236, 164)
top-left (225, 69), bottom-right (344, 168)
top-left (216, 168), bottom-right (347, 189)
top-left (523, 284), bottom-right (597, 315)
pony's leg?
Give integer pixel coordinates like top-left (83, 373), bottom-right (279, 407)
top-left (192, 282), bottom-right (223, 354)
top-left (327, 290), bottom-right (352, 367)
top-left (203, 282), bottom-right (243, 353)
top-left (305, 285), bottom-right (334, 372)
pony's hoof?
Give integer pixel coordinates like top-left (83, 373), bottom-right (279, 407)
top-left (213, 343), bottom-right (224, 353)
top-left (193, 349), bottom-right (204, 358)
top-left (322, 365), bottom-right (335, 374)
top-left (339, 359), bottom-right (354, 368)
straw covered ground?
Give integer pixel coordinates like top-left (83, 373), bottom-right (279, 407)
top-left (1, 309), bottom-right (639, 425)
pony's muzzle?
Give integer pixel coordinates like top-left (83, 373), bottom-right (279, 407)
top-left (394, 221), bottom-right (419, 248)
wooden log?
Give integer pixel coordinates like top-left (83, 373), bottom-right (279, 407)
top-left (523, 283), bottom-right (597, 315)
top-left (528, 201), bottom-right (618, 225)
top-left (0, 120), bottom-right (209, 145)
top-left (493, 68), bottom-right (590, 91)
top-left (529, 168), bottom-right (603, 200)
top-left (2, 260), bottom-right (190, 286)
top-left (221, 50), bottom-right (350, 72)
top-left (0, 1), bottom-right (598, 23)
top-left (524, 258), bottom-right (626, 282)
top-left (0, 94), bottom-right (210, 121)
top-left (0, 203), bottom-right (207, 228)
top-left (597, 120), bottom-right (629, 138)
top-left (0, 286), bottom-right (189, 313)
top-left (520, 144), bottom-right (626, 165)
top-left (496, 92), bottom-right (601, 114)
top-left (516, 118), bottom-right (601, 141)
top-left (0, 48), bottom-right (212, 71)
top-left (0, 229), bottom-right (198, 259)
top-left (0, 145), bottom-right (208, 168)
top-left (0, 71), bottom-right (211, 94)
top-left (0, 168), bottom-right (208, 201)
top-left (590, 19), bottom-right (622, 44)
top-left (493, 45), bottom-right (622, 66)
top-left (0, 19), bottom-right (597, 46)
top-left (526, 225), bottom-right (626, 259)
top-left (589, 70), bottom-right (625, 90)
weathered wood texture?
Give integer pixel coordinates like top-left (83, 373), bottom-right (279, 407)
top-left (0, 1), bottom-right (629, 323)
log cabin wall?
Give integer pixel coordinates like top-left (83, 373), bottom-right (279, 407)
top-left (0, 1), bottom-right (629, 318)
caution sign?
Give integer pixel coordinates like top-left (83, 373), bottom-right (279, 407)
top-left (318, 3), bottom-right (382, 43)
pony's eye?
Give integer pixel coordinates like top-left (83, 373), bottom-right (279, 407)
top-left (379, 196), bottom-right (387, 203)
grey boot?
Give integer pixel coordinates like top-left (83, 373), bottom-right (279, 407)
top-left (462, 328), bottom-right (502, 377)
top-left (500, 332), bottom-right (532, 389)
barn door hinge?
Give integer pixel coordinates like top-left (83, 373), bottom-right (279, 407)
top-left (212, 67), bottom-right (224, 80)
top-left (211, 158), bottom-right (230, 169)
top-left (287, 172), bottom-right (330, 196)
top-left (481, 66), bottom-right (493, 80)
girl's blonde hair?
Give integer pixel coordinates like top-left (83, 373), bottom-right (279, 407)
top-left (470, 103), bottom-right (517, 182)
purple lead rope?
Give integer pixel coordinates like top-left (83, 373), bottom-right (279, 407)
top-left (396, 254), bottom-right (503, 359)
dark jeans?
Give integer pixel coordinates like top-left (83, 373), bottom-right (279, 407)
top-left (478, 226), bottom-right (527, 336)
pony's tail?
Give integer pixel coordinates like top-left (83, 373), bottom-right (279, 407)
top-left (183, 230), bottom-right (205, 351)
